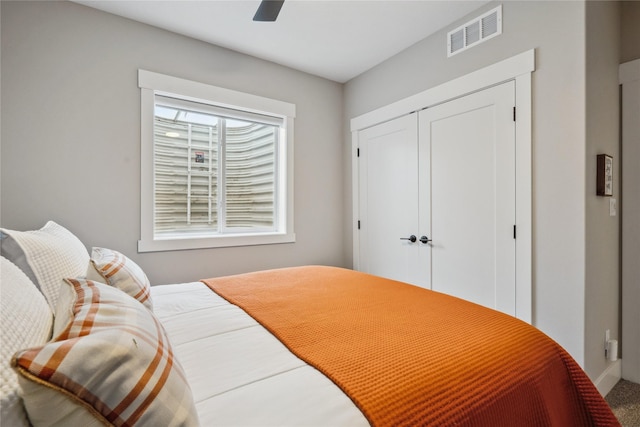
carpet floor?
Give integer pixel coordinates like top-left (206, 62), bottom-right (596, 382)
top-left (606, 380), bottom-right (640, 426)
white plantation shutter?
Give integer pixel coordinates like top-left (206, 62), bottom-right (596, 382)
top-left (153, 97), bottom-right (280, 238)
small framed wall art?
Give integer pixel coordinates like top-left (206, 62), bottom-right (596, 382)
top-left (596, 154), bottom-right (613, 197)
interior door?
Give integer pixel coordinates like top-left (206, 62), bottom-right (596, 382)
top-left (418, 81), bottom-right (516, 315)
top-left (358, 113), bottom-right (427, 287)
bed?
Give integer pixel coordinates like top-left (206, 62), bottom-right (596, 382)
top-left (1, 221), bottom-right (620, 426)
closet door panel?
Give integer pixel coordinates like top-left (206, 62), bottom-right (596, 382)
top-left (418, 81), bottom-right (516, 315)
top-left (357, 114), bottom-right (426, 287)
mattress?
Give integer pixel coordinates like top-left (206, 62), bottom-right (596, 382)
top-left (151, 281), bottom-right (368, 426)
top-left (154, 266), bottom-right (619, 427)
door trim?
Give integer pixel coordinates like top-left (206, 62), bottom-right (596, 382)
top-left (350, 49), bottom-right (534, 132)
top-left (352, 49), bottom-right (534, 323)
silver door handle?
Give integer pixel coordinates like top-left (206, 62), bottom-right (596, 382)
top-left (400, 235), bottom-right (417, 243)
top-left (419, 235), bottom-right (432, 244)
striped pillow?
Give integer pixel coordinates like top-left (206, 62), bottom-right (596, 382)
top-left (12, 278), bottom-right (199, 427)
top-left (87, 247), bottom-right (153, 310)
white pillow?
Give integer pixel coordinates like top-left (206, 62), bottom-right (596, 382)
top-left (13, 278), bottom-right (199, 427)
top-left (0, 221), bottom-right (89, 310)
top-left (86, 247), bottom-right (153, 310)
top-left (0, 256), bottom-right (53, 427)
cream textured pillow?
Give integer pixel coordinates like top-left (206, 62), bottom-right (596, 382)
top-left (86, 247), bottom-right (153, 310)
top-left (0, 221), bottom-right (89, 310)
top-left (0, 257), bottom-right (54, 427)
top-left (12, 278), bottom-right (199, 427)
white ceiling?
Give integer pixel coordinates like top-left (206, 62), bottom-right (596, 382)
top-left (74, 0), bottom-right (491, 83)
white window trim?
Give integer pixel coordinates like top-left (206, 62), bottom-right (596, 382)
top-left (138, 69), bottom-right (296, 252)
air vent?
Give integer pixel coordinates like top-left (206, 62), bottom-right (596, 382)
top-left (447, 5), bottom-right (502, 57)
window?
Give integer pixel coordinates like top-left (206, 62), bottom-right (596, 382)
top-left (138, 70), bottom-right (295, 252)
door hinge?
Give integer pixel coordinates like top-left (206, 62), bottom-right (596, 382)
top-left (513, 107), bottom-right (516, 122)
top-left (357, 148), bottom-right (360, 157)
top-left (358, 220), bottom-right (361, 230)
top-left (513, 225), bottom-right (517, 239)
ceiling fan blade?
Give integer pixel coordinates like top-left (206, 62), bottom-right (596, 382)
top-left (253, 0), bottom-right (285, 22)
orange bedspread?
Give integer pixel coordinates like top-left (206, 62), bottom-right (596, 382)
top-left (202, 266), bottom-right (619, 426)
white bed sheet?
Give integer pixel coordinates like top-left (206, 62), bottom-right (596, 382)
top-left (151, 282), bottom-right (369, 427)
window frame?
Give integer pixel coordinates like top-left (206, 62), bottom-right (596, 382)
top-left (138, 69), bottom-right (296, 252)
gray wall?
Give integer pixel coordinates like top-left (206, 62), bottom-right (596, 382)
top-left (0, 1), bottom-right (345, 284)
top-left (344, 0), bottom-right (619, 379)
top-left (585, 0), bottom-right (621, 380)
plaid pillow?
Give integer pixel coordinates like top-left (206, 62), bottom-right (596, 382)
top-left (12, 279), bottom-right (199, 427)
top-left (87, 247), bottom-right (153, 310)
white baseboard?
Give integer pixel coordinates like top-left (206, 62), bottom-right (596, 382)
top-left (595, 359), bottom-right (622, 397)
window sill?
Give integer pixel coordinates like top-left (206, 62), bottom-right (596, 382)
top-left (137, 232), bottom-right (296, 253)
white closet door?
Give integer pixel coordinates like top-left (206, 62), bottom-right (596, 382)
top-left (418, 81), bottom-right (516, 315)
top-left (358, 113), bottom-right (427, 287)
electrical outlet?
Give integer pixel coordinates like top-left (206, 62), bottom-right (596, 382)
top-left (605, 329), bottom-right (610, 358)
